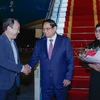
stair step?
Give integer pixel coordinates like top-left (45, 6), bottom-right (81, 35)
top-left (74, 57), bottom-right (82, 66)
top-left (65, 21), bottom-right (94, 27)
top-left (57, 23), bottom-right (64, 27)
top-left (63, 32), bottom-right (94, 37)
top-left (72, 16), bottom-right (94, 21)
top-left (73, 10), bottom-right (93, 14)
top-left (68, 90), bottom-right (89, 100)
top-left (64, 27), bottom-right (95, 33)
top-left (74, 56), bottom-right (89, 66)
top-left (71, 40), bottom-right (93, 48)
top-left (54, 3), bottom-right (68, 8)
top-left (73, 67), bottom-right (90, 76)
top-left (71, 33), bottom-right (95, 40)
top-left (73, 6), bottom-right (93, 9)
top-left (73, 0), bottom-right (93, 5)
top-left (52, 7), bottom-right (67, 12)
top-left (74, 22), bottom-right (94, 27)
top-left (51, 17), bottom-right (65, 22)
top-left (71, 78), bottom-right (90, 88)
top-left (52, 12), bottom-right (66, 17)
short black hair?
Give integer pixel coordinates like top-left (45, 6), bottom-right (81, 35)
top-left (42, 19), bottom-right (57, 28)
top-left (96, 23), bottom-right (100, 28)
top-left (3, 18), bottom-right (18, 31)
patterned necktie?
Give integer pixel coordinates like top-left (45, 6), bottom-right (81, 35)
top-left (48, 39), bottom-right (53, 59)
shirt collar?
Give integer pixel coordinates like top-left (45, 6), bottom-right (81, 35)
top-left (4, 33), bottom-right (13, 42)
top-left (47, 33), bottom-right (57, 41)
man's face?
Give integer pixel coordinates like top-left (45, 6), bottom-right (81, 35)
top-left (8, 20), bottom-right (20, 40)
top-left (95, 26), bottom-right (100, 40)
top-left (42, 22), bottom-right (56, 38)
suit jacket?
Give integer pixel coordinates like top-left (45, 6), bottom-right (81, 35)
top-left (0, 33), bottom-right (22, 90)
top-left (29, 34), bottom-right (74, 89)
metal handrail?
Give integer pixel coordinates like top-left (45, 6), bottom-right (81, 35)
top-left (46, 0), bottom-right (55, 19)
top-left (46, 0), bottom-right (63, 24)
top-left (56, 0), bottom-right (62, 24)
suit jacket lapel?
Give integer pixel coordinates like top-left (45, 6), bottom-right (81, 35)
top-left (2, 33), bottom-right (15, 62)
top-left (51, 35), bottom-right (61, 59)
top-left (43, 35), bottom-right (61, 59)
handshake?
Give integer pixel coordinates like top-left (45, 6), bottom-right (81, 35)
top-left (22, 64), bottom-right (31, 75)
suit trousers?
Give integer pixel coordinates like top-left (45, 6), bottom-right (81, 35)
top-left (42, 76), bottom-right (69, 100)
top-left (0, 81), bottom-right (17, 100)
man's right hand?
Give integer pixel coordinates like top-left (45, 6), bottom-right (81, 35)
top-left (22, 64), bottom-right (31, 75)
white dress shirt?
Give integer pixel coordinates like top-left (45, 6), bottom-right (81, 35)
top-left (10, 40), bottom-right (18, 64)
top-left (47, 33), bottom-right (57, 53)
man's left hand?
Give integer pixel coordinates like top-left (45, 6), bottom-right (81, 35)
top-left (63, 79), bottom-right (71, 87)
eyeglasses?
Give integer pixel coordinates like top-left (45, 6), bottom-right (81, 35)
top-left (95, 29), bottom-right (100, 33)
top-left (42, 28), bottom-right (52, 31)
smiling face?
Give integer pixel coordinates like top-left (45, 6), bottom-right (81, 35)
top-left (95, 26), bottom-right (100, 40)
top-left (42, 22), bottom-right (56, 38)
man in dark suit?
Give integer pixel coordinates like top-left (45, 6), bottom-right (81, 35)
top-left (28, 19), bottom-right (74, 100)
top-left (0, 18), bottom-right (31, 100)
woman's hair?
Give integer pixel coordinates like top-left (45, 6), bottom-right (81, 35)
top-left (86, 23), bottom-right (100, 48)
top-left (96, 23), bottom-right (100, 28)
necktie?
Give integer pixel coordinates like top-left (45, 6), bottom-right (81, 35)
top-left (48, 39), bottom-right (53, 59)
